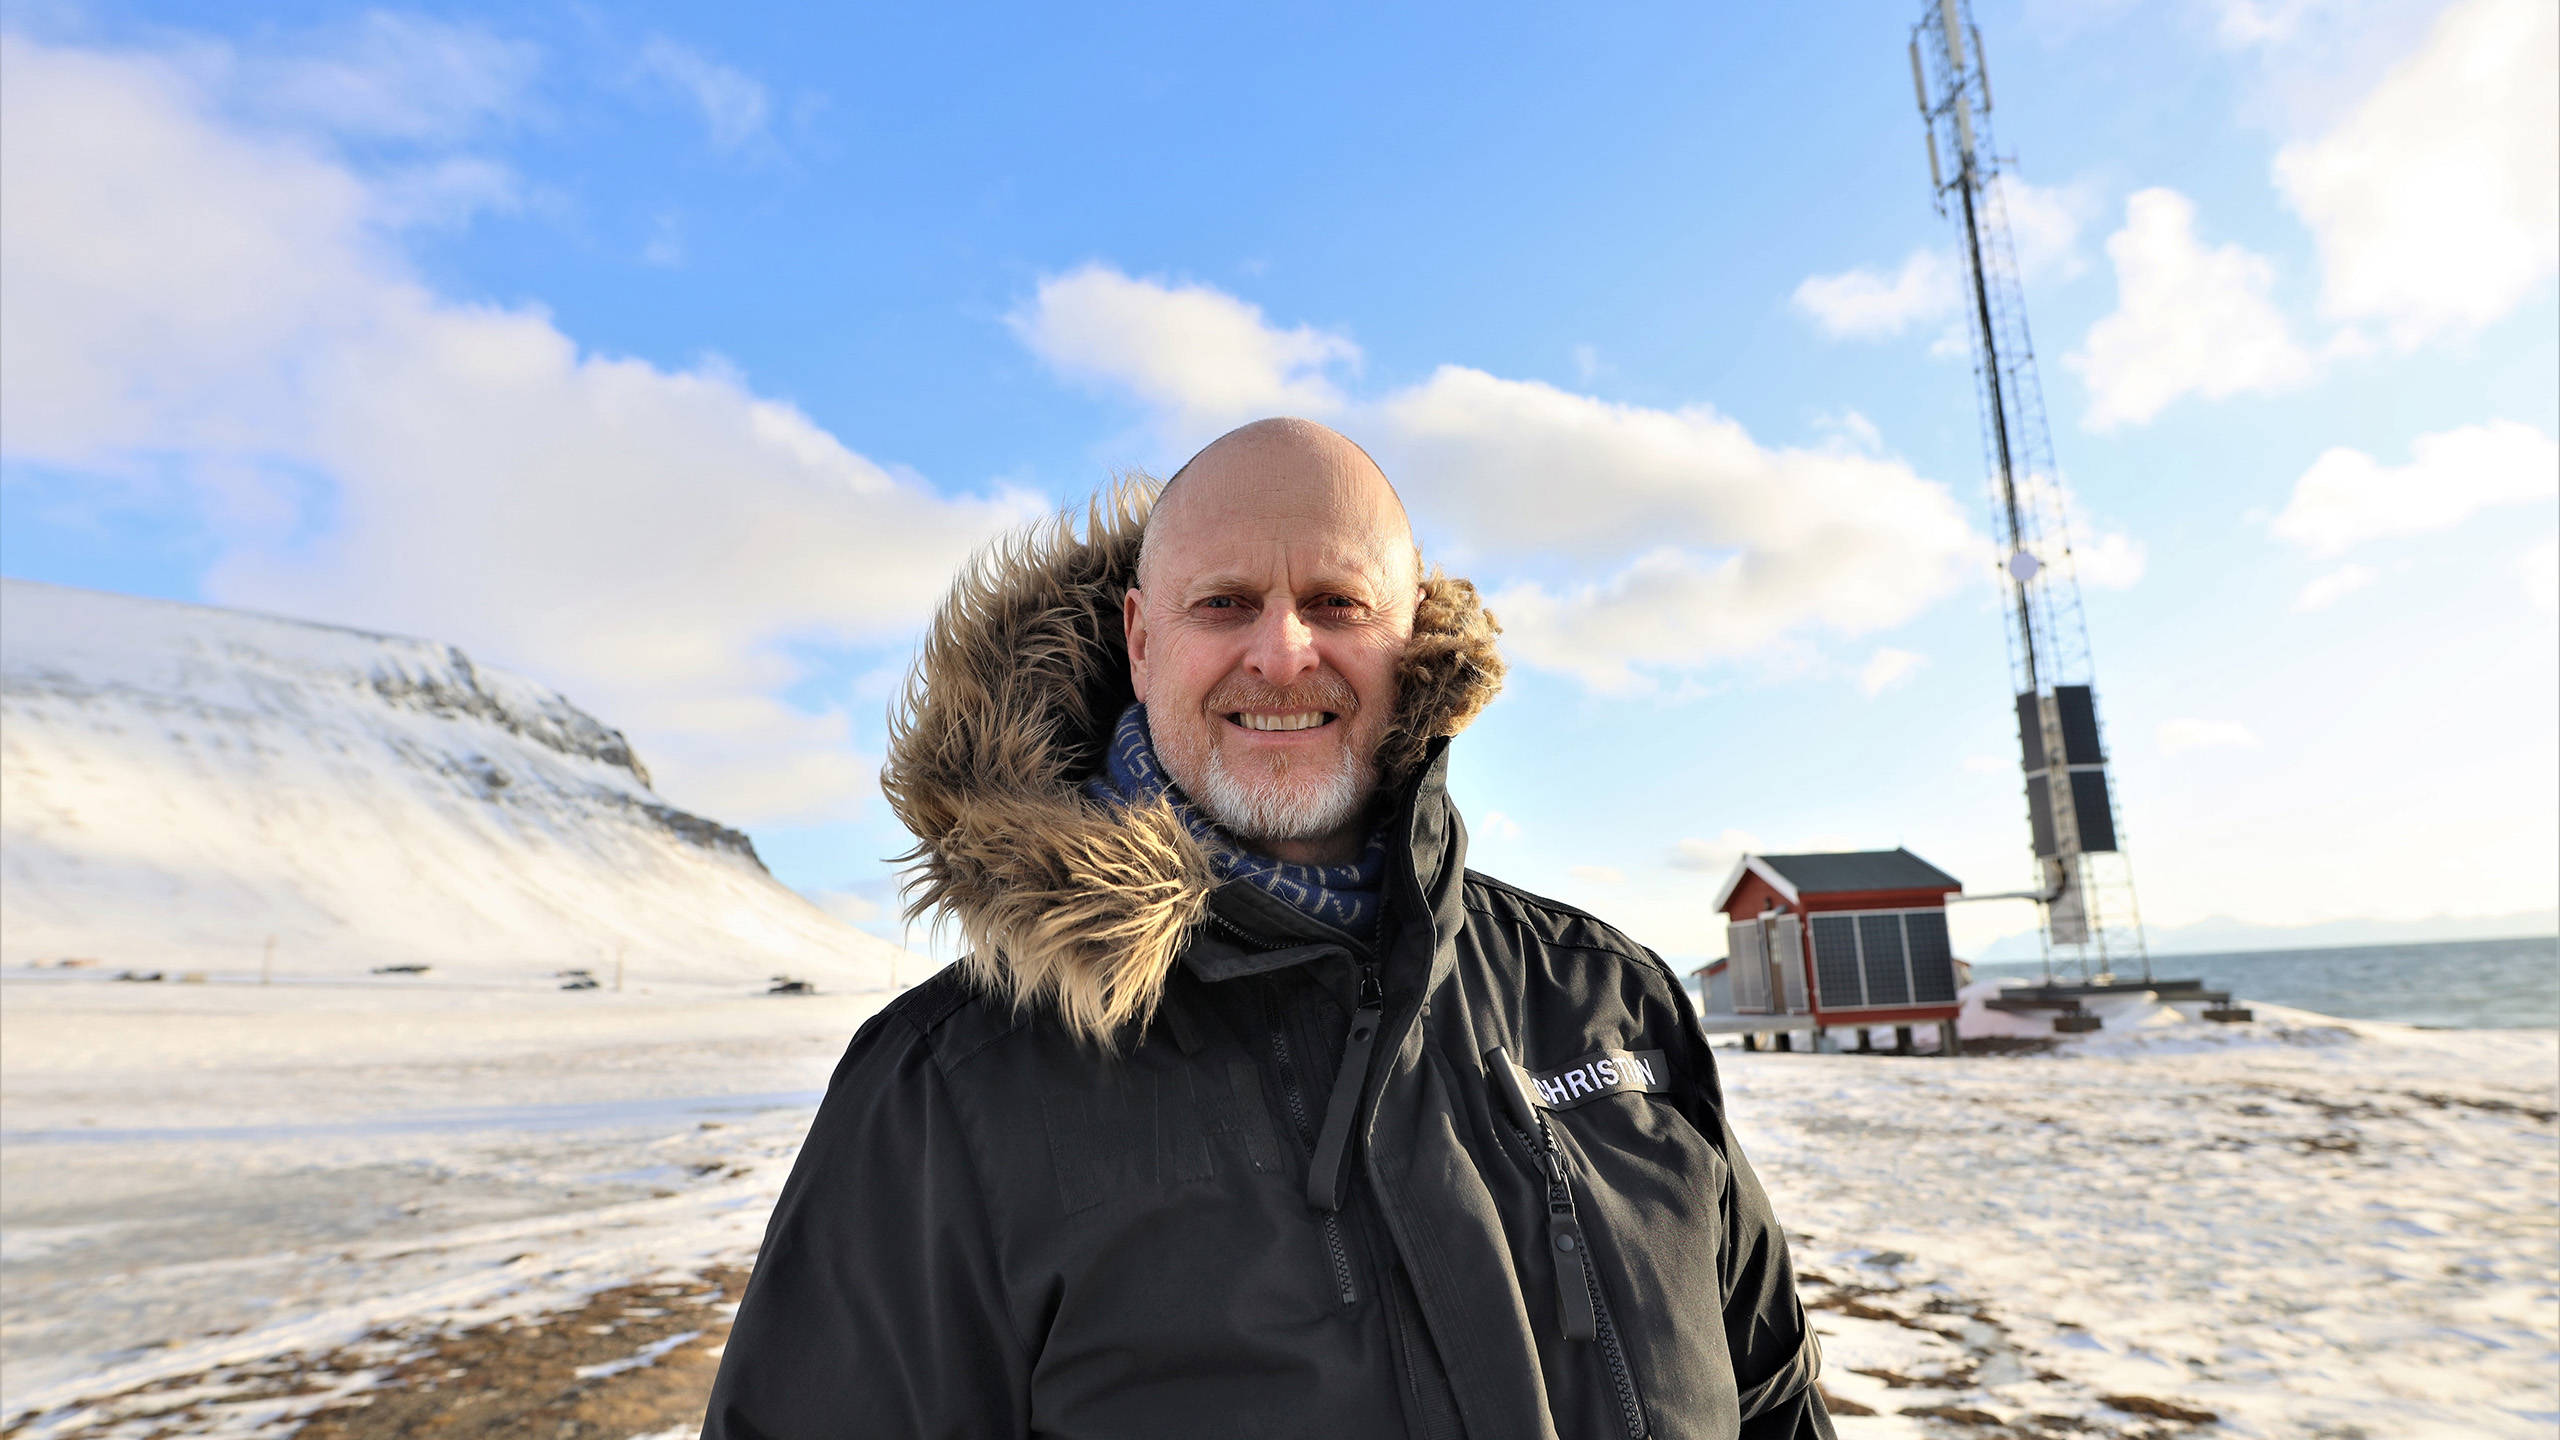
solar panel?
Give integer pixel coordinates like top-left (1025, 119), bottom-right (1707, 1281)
top-left (2069, 769), bottom-right (2119, 852)
top-left (1904, 910), bottom-right (1958, 1002)
top-left (1859, 913), bottom-right (1911, 1005)
top-left (1810, 915), bottom-right (1862, 1009)
top-left (2056, 685), bottom-right (2105, 765)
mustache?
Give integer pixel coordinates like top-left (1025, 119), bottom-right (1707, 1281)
top-left (1205, 672), bottom-right (1359, 717)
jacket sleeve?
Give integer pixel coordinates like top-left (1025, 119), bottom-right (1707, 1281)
top-left (1655, 952), bottom-right (1838, 1440)
top-left (702, 1008), bottom-right (1031, 1440)
top-left (1711, 1102), bottom-right (1837, 1440)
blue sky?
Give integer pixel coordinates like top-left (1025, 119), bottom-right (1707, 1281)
top-left (4, 0), bottom-right (2553, 964)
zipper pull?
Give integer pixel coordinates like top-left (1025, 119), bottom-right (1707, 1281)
top-left (1549, 1203), bottom-right (1599, 1341)
top-left (1305, 962), bottom-right (1386, 1213)
top-left (1485, 1048), bottom-right (1596, 1342)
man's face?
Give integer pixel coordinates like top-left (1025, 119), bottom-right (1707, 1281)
top-left (1125, 449), bottom-right (1416, 864)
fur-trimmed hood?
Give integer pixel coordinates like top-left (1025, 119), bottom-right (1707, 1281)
top-left (880, 476), bottom-right (1505, 1046)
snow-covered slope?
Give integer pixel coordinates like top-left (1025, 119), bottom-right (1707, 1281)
top-left (0, 579), bottom-right (904, 991)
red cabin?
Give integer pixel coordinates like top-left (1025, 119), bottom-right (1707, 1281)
top-left (1701, 849), bottom-right (1964, 1041)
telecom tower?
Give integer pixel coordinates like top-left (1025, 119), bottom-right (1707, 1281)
top-left (1909, 0), bottom-right (2150, 984)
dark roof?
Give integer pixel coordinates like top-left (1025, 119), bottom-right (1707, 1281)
top-left (1756, 848), bottom-right (1960, 895)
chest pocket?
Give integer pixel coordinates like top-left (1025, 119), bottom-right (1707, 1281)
top-left (1482, 1036), bottom-right (1741, 1440)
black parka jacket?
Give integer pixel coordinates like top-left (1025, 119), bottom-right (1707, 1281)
top-left (703, 488), bottom-right (1831, 1440)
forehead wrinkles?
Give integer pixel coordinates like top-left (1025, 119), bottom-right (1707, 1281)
top-left (1135, 449), bottom-right (1415, 596)
top-left (1141, 499), bottom-right (1417, 604)
top-left (1168, 538), bottom-right (1404, 600)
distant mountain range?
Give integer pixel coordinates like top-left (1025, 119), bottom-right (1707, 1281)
top-left (1971, 908), bottom-right (2559, 963)
top-left (0, 579), bottom-right (905, 990)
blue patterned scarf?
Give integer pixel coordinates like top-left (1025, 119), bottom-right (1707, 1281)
top-left (1087, 702), bottom-right (1387, 937)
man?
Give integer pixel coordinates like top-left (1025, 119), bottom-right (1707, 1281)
top-left (703, 419), bottom-right (1833, 1439)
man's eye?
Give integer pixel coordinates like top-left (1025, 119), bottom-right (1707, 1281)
top-left (1198, 596), bottom-right (1239, 610)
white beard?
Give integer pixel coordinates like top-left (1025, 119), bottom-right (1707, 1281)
top-left (1194, 742), bottom-right (1372, 843)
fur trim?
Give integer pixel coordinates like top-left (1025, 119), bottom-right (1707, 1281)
top-left (881, 475), bottom-right (1505, 1047)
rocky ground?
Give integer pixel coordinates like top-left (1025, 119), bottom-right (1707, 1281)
top-left (6, 1268), bottom-right (743, 1440)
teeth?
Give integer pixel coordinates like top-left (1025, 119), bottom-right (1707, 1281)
top-left (1237, 711), bottom-right (1327, 732)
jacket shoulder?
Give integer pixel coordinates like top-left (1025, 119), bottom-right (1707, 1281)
top-left (839, 959), bottom-right (1030, 1081)
top-left (1460, 868), bottom-right (1675, 985)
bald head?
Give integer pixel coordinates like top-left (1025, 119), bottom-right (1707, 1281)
top-left (1138, 418), bottom-right (1416, 593)
top-left (1123, 417), bottom-right (1421, 863)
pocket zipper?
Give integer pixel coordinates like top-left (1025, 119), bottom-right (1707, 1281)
top-left (1486, 1047), bottom-right (1648, 1440)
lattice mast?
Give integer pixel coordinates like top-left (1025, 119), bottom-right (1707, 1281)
top-left (1910, 0), bottom-right (2150, 983)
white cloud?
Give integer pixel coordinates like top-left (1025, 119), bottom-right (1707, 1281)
top-left (1791, 249), bottom-right (1958, 339)
top-left (1478, 810), bottom-right (1525, 841)
top-left (2524, 537), bottom-right (2557, 617)
top-left (1668, 828), bottom-right (1760, 875)
top-left (1566, 864), bottom-right (1626, 887)
top-left (2068, 188), bottom-right (2316, 429)
top-left (1010, 264), bottom-right (1358, 434)
top-left (217, 11), bottom-right (540, 142)
top-left (2067, 528), bottom-right (2149, 590)
top-left (1009, 267), bottom-right (1985, 692)
top-left (1858, 647), bottom-right (1927, 696)
top-left (1813, 410), bottom-right (1885, 453)
top-left (366, 155), bottom-right (522, 230)
top-left (641, 212), bottom-right (685, 268)
top-left (2014, 470), bottom-right (2148, 590)
top-left (1375, 368), bottom-right (1981, 691)
top-left (633, 35), bottom-right (771, 152)
top-left (2158, 718), bottom-right (2263, 755)
top-left (2269, 420), bottom-right (2558, 555)
top-left (2212, 0), bottom-right (2340, 47)
top-left (2293, 562), bottom-right (2377, 611)
top-left (2273, 0), bottom-right (2558, 347)
top-left (1997, 175), bottom-right (2095, 280)
top-left (0, 32), bottom-right (1037, 825)
top-left (1963, 753), bottom-right (2010, 775)
top-left (1570, 343), bottom-right (1605, 384)
top-left (810, 889), bottom-right (882, 925)
top-left (1792, 175), bottom-right (2087, 345)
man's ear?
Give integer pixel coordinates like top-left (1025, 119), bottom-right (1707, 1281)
top-left (1123, 586), bottom-right (1149, 701)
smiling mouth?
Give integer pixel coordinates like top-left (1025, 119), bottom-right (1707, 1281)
top-left (1228, 710), bottom-right (1335, 733)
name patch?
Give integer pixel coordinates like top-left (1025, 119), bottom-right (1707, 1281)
top-left (1514, 1048), bottom-right (1671, 1110)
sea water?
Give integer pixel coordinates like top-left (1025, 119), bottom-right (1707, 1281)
top-left (1976, 934), bottom-right (2559, 1030)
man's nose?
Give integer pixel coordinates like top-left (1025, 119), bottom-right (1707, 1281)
top-left (1243, 605), bottom-right (1320, 684)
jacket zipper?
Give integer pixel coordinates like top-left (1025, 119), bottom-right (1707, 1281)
top-left (1487, 1048), bottom-right (1648, 1440)
top-left (1213, 907), bottom-right (1370, 1308)
top-left (1269, 1020), bottom-right (1359, 1305)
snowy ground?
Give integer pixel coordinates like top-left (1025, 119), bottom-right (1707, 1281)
top-left (1743, 990), bottom-right (2560, 1439)
top-left (3, 973), bottom-right (2552, 1439)
top-left (0, 973), bottom-right (866, 1437)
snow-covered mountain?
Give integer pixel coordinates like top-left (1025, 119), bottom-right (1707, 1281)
top-left (0, 579), bottom-right (905, 991)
